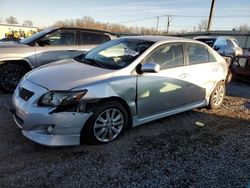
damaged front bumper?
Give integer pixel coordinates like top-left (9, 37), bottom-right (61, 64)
top-left (11, 79), bottom-right (92, 146)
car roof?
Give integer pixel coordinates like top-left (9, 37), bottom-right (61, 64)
top-left (49, 27), bottom-right (119, 37)
top-left (120, 35), bottom-right (197, 43)
top-left (194, 36), bottom-right (236, 40)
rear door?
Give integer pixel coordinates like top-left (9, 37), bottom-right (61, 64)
top-left (182, 43), bottom-right (222, 103)
top-left (35, 29), bottom-right (82, 66)
top-left (234, 57), bottom-right (250, 80)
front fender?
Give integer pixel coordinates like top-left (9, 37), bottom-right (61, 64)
top-left (73, 76), bottom-right (137, 116)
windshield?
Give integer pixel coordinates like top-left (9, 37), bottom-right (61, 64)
top-left (20, 28), bottom-right (56, 45)
top-left (82, 38), bottom-right (154, 69)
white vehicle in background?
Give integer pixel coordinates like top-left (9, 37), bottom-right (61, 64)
top-left (195, 36), bottom-right (243, 58)
top-left (0, 27), bottom-right (118, 92)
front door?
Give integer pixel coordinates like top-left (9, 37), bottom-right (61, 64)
top-left (34, 29), bottom-right (82, 67)
top-left (137, 43), bottom-right (191, 118)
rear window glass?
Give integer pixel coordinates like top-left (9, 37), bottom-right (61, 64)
top-left (196, 38), bottom-right (216, 47)
top-left (187, 43), bottom-right (215, 65)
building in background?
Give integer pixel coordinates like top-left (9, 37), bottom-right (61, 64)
top-left (0, 23), bottom-right (37, 41)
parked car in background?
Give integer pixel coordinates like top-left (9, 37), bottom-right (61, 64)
top-left (230, 55), bottom-right (250, 82)
top-left (194, 36), bottom-right (243, 59)
top-left (0, 27), bottom-right (118, 92)
top-left (11, 36), bottom-right (228, 146)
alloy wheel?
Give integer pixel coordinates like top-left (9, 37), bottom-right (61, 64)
top-left (93, 108), bottom-right (124, 142)
top-left (212, 84), bottom-right (225, 106)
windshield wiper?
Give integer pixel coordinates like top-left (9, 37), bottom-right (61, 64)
top-left (84, 58), bottom-right (106, 68)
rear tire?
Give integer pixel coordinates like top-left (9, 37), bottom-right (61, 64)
top-left (0, 63), bottom-right (29, 93)
top-left (81, 100), bottom-right (128, 144)
top-left (209, 81), bottom-right (225, 109)
top-left (226, 70), bottom-right (233, 84)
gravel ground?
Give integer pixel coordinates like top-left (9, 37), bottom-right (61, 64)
top-left (0, 82), bottom-right (249, 188)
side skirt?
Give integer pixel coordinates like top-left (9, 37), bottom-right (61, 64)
top-left (132, 99), bottom-right (208, 127)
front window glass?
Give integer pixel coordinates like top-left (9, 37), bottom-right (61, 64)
top-left (38, 30), bottom-right (77, 46)
top-left (82, 38), bottom-right (154, 69)
top-left (143, 43), bottom-right (184, 70)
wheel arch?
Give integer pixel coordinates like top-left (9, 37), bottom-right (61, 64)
top-left (96, 96), bottom-right (132, 126)
top-left (0, 59), bottom-right (33, 70)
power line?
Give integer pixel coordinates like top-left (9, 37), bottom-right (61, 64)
top-left (118, 14), bottom-right (250, 24)
top-left (119, 16), bottom-right (158, 24)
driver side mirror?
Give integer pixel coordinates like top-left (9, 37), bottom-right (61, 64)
top-left (213, 45), bottom-right (220, 51)
top-left (141, 62), bottom-right (160, 73)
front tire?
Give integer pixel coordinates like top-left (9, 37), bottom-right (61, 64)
top-left (0, 63), bottom-right (29, 93)
top-left (209, 81), bottom-right (225, 109)
top-left (82, 101), bottom-right (128, 144)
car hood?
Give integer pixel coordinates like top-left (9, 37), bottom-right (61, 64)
top-left (26, 59), bottom-right (115, 90)
top-left (0, 42), bottom-right (29, 48)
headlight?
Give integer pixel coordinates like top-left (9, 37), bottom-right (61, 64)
top-left (38, 90), bottom-right (87, 106)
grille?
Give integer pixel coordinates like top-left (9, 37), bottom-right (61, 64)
top-left (19, 87), bottom-right (34, 101)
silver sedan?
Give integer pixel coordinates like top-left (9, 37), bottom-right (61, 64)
top-left (11, 36), bottom-right (228, 146)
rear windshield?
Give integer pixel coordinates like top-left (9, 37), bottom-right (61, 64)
top-left (196, 38), bottom-right (216, 47)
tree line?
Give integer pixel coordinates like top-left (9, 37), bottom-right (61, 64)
top-left (53, 16), bottom-right (159, 35)
top-left (0, 16), bottom-right (249, 34)
top-left (0, 16), bottom-right (33, 26)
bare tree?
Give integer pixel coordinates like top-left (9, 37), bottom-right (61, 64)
top-left (5, 16), bottom-right (18, 24)
top-left (0, 17), bottom-right (2, 23)
top-left (238, 24), bottom-right (249, 32)
top-left (23, 20), bottom-right (33, 26)
top-left (53, 16), bottom-right (158, 35)
top-left (198, 19), bottom-right (208, 31)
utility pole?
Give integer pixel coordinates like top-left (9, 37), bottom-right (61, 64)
top-left (156, 16), bottom-right (159, 34)
top-left (166, 16), bottom-right (170, 34)
top-left (207, 0), bottom-right (215, 31)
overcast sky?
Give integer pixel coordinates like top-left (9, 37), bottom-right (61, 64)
top-left (0, 0), bottom-right (249, 31)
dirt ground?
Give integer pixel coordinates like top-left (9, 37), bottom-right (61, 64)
top-left (0, 81), bottom-right (249, 188)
